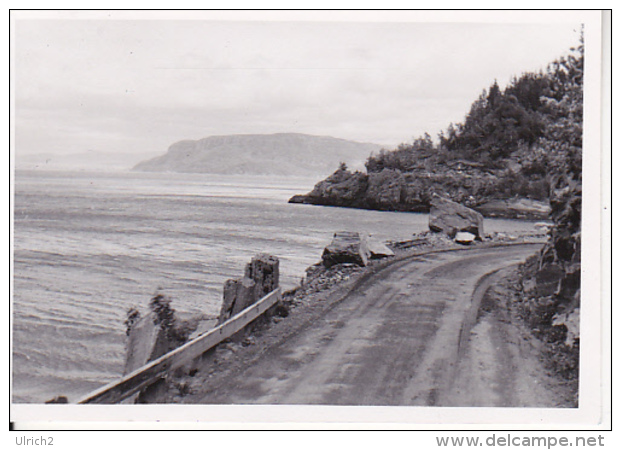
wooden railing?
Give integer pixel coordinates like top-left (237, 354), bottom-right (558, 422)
top-left (77, 288), bottom-right (282, 404)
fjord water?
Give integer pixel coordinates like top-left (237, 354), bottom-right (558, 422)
top-left (12, 170), bottom-right (538, 403)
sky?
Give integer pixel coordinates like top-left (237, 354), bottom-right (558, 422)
top-left (13, 14), bottom-right (582, 163)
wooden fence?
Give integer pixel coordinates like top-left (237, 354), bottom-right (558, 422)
top-left (77, 288), bottom-right (282, 404)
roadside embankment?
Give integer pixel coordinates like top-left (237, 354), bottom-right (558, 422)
top-left (135, 231), bottom-right (551, 405)
top-left (448, 266), bottom-right (577, 407)
top-left (69, 188), bottom-right (558, 406)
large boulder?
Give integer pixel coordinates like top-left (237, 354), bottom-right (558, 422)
top-left (244, 253), bottom-right (280, 298)
top-left (429, 194), bottom-right (484, 240)
top-left (124, 311), bottom-right (164, 375)
top-left (123, 294), bottom-right (178, 375)
top-left (322, 231), bottom-right (371, 268)
top-left (218, 277), bottom-right (257, 324)
top-left (218, 254), bottom-right (280, 324)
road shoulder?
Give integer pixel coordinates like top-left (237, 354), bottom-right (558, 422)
top-left (447, 266), bottom-right (578, 408)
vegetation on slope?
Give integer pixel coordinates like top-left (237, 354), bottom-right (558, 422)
top-left (292, 37), bottom-right (584, 221)
top-left (517, 35), bottom-right (583, 398)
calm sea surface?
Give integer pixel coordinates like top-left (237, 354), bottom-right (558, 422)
top-left (12, 170), bottom-right (540, 403)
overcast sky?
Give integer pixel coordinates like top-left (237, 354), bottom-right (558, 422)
top-left (14, 17), bottom-right (581, 159)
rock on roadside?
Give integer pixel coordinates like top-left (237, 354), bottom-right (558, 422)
top-left (429, 194), bottom-right (485, 240)
top-left (124, 310), bottom-right (170, 375)
top-left (218, 254), bottom-right (280, 324)
top-left (454, 231), bottom-right (476, 245)
top-left (368, 239), bottom-right (395, 259)
top-left (322, 231), bottom-right (371, 268)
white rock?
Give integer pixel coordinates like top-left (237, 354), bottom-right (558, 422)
top-left (454, 231), bottom-right (476, 245)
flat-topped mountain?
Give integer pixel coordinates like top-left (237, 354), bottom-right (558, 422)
top-left (132, 133), bottom-right (383, 177)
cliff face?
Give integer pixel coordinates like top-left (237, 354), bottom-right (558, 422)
top-left (289, 166), bottom-right (550, 220)
top-left (132, 133), bottom-right (382, 178)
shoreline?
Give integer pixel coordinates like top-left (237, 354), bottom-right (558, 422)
top-left (14, 171), bottom-right (552, 404)
top-left (289, 195), bottom-right (552, 221)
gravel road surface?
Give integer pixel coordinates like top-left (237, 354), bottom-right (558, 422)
top-left (171, 243), bottom-right (548, 406)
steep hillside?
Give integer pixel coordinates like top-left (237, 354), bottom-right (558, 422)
top-left (291, 41), bottom-right (584, 221)
top-left (514, 36), bottom-right (583, 400)
top-left (132, 133), bottom-right (382, 178)
top-left (289, 153), bottom-right (551, 220)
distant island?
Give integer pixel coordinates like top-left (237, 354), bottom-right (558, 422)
top-left (132, 133), bottom-right (383, 178)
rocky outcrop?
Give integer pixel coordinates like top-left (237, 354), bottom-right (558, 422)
top-left (124, 309), bottom-right (171, 375)
top-left (321, 231), bottom-right (370, 268)
top-left (123, 255), bottom-right (280, 379)
top-left (218, 254), bottom-right (280, 324)
top-left (363, 169), bottom-right (406, 210)
top-left (290, 167), bottom-right (425, 211)
top-left (299, 167), bottom-right (369, 208)
top-left (428, 194), bottom-right (484, 240)
top-left (123, 293), bottom-right (180, 375)
top-left (245, 254), bottom-right (280, 298)
top-left (219, 278), bottom-right (258, 324)
top-left (289, 165), bottom-right (548, 220)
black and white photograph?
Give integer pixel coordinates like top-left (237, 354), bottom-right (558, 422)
top-left (9, 9), bottom-right (609, 431)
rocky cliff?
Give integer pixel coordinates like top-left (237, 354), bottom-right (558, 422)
top-left (133, 133), bottom-right (382, 178)
top-left (289, 165), bottom-right (551, 220)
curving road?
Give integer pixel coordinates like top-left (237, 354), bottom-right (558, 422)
top-left (183, 244), bottom-right (542, 406)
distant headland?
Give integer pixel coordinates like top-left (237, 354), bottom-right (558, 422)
top-left (132, 133), bottom-right (383, 178)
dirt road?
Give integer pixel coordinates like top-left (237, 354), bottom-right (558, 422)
top-left (174, 244), bottom-right (554, 406)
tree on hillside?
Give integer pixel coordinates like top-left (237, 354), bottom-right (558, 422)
top-left (440, 74), bottom-right (548, 162)
top-left (539, 36), bottom-right (584, 180)
top-left (317, 33), bottom-right (584, 214)
top-left (538, 32), bottom-right (583, 274)
top-left (365, 134), bottom-right (436, 173)
top-left (513, 33), bottom-right (583, 393)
